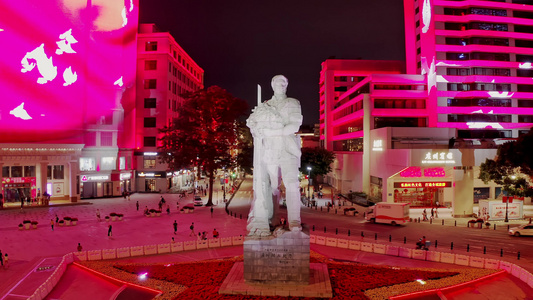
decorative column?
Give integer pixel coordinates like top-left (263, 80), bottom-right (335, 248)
top-left (39, 162), bottom-right (48, 196)
top-left (69, 161), bottom-right (80, 202)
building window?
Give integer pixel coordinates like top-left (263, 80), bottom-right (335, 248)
top-left (24, 166), bottom-right (36, 177)
top-left (144, 98), bottom-right (157, 108)
top-left (144, 117), bottom-right (156, 128)
top-left (144, 136), bottom-right (157, 147)
top-left (11, 166), bottom-right (22, 177)
top-left (145, 60), bottom-right (157, 70)
top-left (101, 132), bottom-right (113, 147)
top-left (144, 79), bottom-right (157, 89)
top-left (119, 157), bottom-right (126, 170)
top-left (53, 165), bottom-right (64, 180)
top-left (144, 157), bottom-right (156, 169)
top-left (85, 132), bottom-right (96, 147)
top-left (80, 158), bottom-right (96, 171)
top-left (47, 166), bottom-right (52, 180)
top-left (2, 166), bottom-right (9, 177)
top-left (145, 41), bottom-right (157, 51)
top-left (100, 157), bottom-right (116, 171)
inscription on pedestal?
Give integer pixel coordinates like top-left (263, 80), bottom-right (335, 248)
top-left (244, 230), bottom-right (310, 284)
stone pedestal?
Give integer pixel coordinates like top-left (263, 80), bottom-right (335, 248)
top-left (243, 229), bottom-right (310, 284)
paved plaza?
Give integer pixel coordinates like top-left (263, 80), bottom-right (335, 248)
top-left (0, 178), bottom-right (532, 299)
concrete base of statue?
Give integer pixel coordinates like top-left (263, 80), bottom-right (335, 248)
top-left (219, 227), bottom-right (332, 298)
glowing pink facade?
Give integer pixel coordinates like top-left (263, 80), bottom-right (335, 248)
top-left (320, 0), bottom-right (533, 214)
top-left (405, 0), bottom-right (533, 138)
top-left (0, 0), bottom-right (139, 201)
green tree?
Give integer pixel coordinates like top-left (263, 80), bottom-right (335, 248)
top-left (478, 128), bottom-right (533, 197)
top-left (158, 86), bottom-right (248, 206)
top-left (300, 147), bottom-right (336, 190)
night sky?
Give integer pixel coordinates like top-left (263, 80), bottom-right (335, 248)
top-left (139, 0), bottom-right (406, 126)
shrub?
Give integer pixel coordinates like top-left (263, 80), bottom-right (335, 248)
top-left (116, 214), bottom-right (123, 218)
top-left (71, 218), bottom-right (78, 222)
top-left (23, 220), bottom-right (31, 224)
top-left (110, 212), bottom-right (117, 217)
top-left (31, 221), bottom-right (38, 225)
top-left (58, 220), bottom-right (65, 224)
top-left (63, 217), bottom-right (71, 221)
top-left (149, 209), bottom-right (156, 213)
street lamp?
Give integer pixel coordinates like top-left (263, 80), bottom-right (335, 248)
top-left (307, 166), bottom-right (312, 199)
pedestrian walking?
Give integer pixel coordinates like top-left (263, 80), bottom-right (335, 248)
top-left (173, 220), bottom-right (178, 235)
top-left (166, 205), bottom-right (170, 215)
top-left (189, 222), bottom-right (195, 237)
top-left (422, 209), bottom-right (428, 221)
top-left (210, 206), bottom-right (214, 217)
top-left (55, 214), bottom-right (59, 223)
top-left (108, 224), bottom-right (112, 237)
top-left (96, 209), bottom-right (101, 221)
top-left (127, 192), bottom-right (131, 201)
top-left (176, 201), bottom-right (180, 211)
top-left (136, 201), bottom-right (139, 211)
top-left (3, 253), bottom-right (8, 269)
top-left (77, 243), bottom-right (83, 252)
top-left (50, 219), bottom-right (54, 231)
top-left (431, 207), bottom-right (434, 219)
top-left (213, 228), bottom-right (219, 238)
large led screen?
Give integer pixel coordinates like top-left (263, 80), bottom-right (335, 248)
top-left (0, 0), bottom-right (138, 143)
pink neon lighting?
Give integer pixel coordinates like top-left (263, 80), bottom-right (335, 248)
top-left (400, 167), bottom-right (422, 178)
top-left (399, 167), bottom-right (445, 178)
top-left (0, 0), bottom-right (139, 143)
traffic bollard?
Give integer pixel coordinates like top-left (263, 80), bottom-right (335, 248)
top-left (312, 225), bottom-right (315, 231)
top-left (389, 235), bottom-right (391, 242)
top-left (501, 249), bottom-right (503, 257)
top-left (508, 225), bottom-right (510, 230)
top-left (430, 218), bottom-right (432, 224)
top-left (348, 230), bottom-right (351, 236)
top-left (435, 240), bottom-right (438, 248)
top-left (361, 231), bottom-right (364, 238)
top-left (494, 224), bottom-right (496, 230)
top-left (467, 244), bottom-right (470, 252)
top-left (324, 226), bottom-right (327, 233)
top-left (375, 233), bottom-right (377, 240)
top-left (451, 242), bottom-right (454, 250)
top-left (455, 220), bottom-right (457, 226)
top-left (336, 228), bottom-right (338, 235)
top-left (404, 236), bottom-right (406, 244)
top-left (518, 252), bottom-right (521, 260)
top-left (484, 246), bottom-right (486, 254)
top-left (442, 219), bottom-right (444, 225)
top-left (240, 214), bottom-right (242, 219)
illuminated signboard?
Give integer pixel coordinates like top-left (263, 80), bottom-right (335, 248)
top-left (119, 173), bottom-right (131, 180)
top-left (0, 1), bottom-right (139, 142)
top-left (394, 182), bottom-right (452, 188)
top-left (81, 175), bottom-right (109, 182)
top-left (372, 140), bottom-right (383, 151)
top-left (144, 152), bottom-right (158, 156)
top-left (421, 152), bottom-right (455, 164)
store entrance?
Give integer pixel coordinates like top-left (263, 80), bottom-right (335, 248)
top-left (4, 184), bottom-right (31, 203)
top-left (145, 179), bottom-right (156, 192)
top-left (394, 187), bottom-right (440, 207)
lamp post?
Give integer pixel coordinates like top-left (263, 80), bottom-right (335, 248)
top-left (307, 166), bottom-right (312, 199)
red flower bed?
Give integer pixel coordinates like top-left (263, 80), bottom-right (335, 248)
top-left (114, 259), bottom-right (458, 300)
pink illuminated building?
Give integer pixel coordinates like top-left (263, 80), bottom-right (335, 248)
top-left (0, 1), bottom-right (139, 202)
top-left (135, 24), bottom-right (204, 192)
top-left (321, 0), bottom-right (533, 217)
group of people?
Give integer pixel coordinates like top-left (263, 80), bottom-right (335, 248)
top-left (0, 250), bottom-right (9, 269)
top-left (422, 207), bottom-right (439, 221)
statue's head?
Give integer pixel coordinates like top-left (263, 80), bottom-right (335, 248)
top-left (271, 75), bottom-right (288, 95)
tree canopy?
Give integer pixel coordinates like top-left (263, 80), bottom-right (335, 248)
top-left (478, 128), bottom-right (533, 197)
top-left (300, 147), bottom-right (336, 189)
top-left (158, 86), bottom-right (248, 206)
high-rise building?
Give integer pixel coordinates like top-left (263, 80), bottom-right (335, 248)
top-left (135, 24), bottom-right (204, 193)
top-left (404, 0), bottom-right (533, 139)
top-left (320, 0), bottom-right (533, 217)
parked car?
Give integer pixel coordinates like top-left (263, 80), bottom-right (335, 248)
top-left (509, 224), bottom-right (533, 237)
top-left (194, 196), bottom-right (203, 206)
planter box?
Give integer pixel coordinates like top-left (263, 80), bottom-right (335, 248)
top-left (24, 223), bottom-right (31, 229)
top-left (118, 217), bottom-right (123, 221)
top-left (71, 221), bottom-right (77, 226)
top-left (32, 224), bottom-right (37, 229)
top-left (111, 216), bottom-right (116, 221)
top-left (65, 220), bottom-right (71, 226)
top-left (18, 226), bottom-right (23, 230)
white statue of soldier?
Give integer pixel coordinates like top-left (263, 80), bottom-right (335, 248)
top-left (246, 75), bottom-right (303, 235)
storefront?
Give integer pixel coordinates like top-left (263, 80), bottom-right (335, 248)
top-left (136, 171), bottom-right (167, 192)
top-left (388, 166), bottom-right (454, 207)
top-left (80, 174), bottom-right (111, 198)
top-left (1, 177), bottom-right (37, 203)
